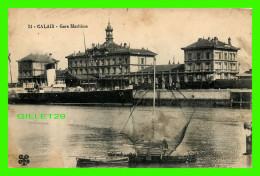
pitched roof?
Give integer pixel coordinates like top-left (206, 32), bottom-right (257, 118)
top-left (138, 64), bottom-right (184, 73)
top-left (18, 54), bottom-right (59, 63)
top-left (65, 44), bottom-right (156, 58)
top-left (109, 48), bottom-right (156, 56)
top-left (99, 41), bottom-right (121, 49)
top-left (65, 51), bottom-right (86, 58)
top-left (181, 38), bottom-right (240, 51)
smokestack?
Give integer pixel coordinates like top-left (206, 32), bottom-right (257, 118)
top-left (46, 63), bottom-right (56, 86)
top-left (214, 37), bottom-right (218, 44)
top-left (228, 37), bottom-right (231, 45)
top-left (168, 60), bottom-right (171, 65)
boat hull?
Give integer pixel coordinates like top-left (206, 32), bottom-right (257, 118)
top-left (8, 89), bottom-right (133, 105)
top-left (76, 153), bottom-right (196, 167)
top-left (76, 157), bottom-right (129, 167)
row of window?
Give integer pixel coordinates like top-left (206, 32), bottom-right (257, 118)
top-left (186, 52), bottom-right (236, 60)
top-left (186, 62), bottom-right (237, 71)
top-left (69, 57), bottom-right (130, 67)
top-left (68, 57), bottom-right (147, 68)
top-left (187, 52), bottom-right (211, 60)
top-left (69, 66), bottom-right (129, 75)
top-left (186, 73), bottom-right (235, 81)
top-left (216, 52), bottom-right (236, 60)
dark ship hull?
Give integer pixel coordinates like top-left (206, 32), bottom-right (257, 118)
top-left (8, 89), bottom-right (133, 105)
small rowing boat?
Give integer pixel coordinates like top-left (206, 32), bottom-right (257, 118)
top-left (76, 156), bottom-right (129, 167)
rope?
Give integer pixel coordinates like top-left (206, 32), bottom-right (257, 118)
top-left (170, 89), bottom-right (185, 116)
top-left (121, 89), bottom-right (150, 133)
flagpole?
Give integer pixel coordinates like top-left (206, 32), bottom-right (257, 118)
top-left (152, 56), bottom-right (156, 140)
top-left (8, 53), bottom-right (13, 84)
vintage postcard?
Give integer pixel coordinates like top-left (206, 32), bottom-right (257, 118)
top-left (8, 8), bottom-right (252, 168)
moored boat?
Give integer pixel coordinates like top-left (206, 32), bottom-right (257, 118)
top-left (76, 156), bottom-right (129, 167)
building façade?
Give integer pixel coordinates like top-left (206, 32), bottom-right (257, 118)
top-left (17, 53), bottom-right (60, 85)
top-left (65, 22), bottom-right (156, 89)
top-left (182, 37), bottom-right (240, 83)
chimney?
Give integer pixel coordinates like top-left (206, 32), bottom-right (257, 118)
top-left (49, 53), bottom-right (52, 58)
top-left (172, 55), bottom-right (175, 65)
top-left (214, 37), bottom-right (218, 44)
top-left (124, 43), bottom-right (127, 48)
top-left (168, 60), bottom-right (171, 65)
top-left (208, 37), bottom-right (211, 41)
top-left (228, 37), bottom-right (231, 45)
top-left (92, 43), bottom-right (95, 48)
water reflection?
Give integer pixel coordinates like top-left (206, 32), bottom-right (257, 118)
top-left (8, 105), bottom-right (251, 168)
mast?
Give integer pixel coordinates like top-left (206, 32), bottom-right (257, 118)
top-left (83, 30), bottom-right (90, 91)
top-left (152, 56), bottom-right (156, 140)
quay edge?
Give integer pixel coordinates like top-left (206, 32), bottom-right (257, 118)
top-left (133, 89), bottom-right (252, 109)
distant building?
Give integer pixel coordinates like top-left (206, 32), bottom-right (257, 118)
top-left (136, 64), bottom-right (184, 89)
top-left (17, 53), bottom-right (59, 85)
top-left (65, 22), bottom-right (156, 78)
top-left (181, 37), bottom-right (240, 82)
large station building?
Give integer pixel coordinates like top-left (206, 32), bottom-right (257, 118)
top-left (65, 22), bottom-right (156, 77)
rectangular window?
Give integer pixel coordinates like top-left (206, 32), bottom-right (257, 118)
top-left (113, 67), bottom-right (116, 74)
top-left (188, 53), bottom-right (192, 60)
top-left (230, 53), bottom-right (233, 60)
top-left (197, 53), bottom-right (201, 60)
top-left (206, 62), bottom-right (210, 71)
top-left (216, 62), bottom-right (221, 70)
top-left (196, 63), bottom-right (200, 71)
top-left (225, 53), bottom-right (227, 59)
top-left (187, 63), bottom-right (192, 71)
top-left (141, 58), bottom-right (145, 64)
top-left (218, 53), bottom-right (222, 59)
top-left (197, 75), bottom-right (201, 80)
top-left (206, 52), bottom-right (210, 59)
top-left (224, 62), bottom-right (227, 70)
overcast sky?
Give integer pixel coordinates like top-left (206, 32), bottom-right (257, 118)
top-left (8, 8), bottom-right (252, 82)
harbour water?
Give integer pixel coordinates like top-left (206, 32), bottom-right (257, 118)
top-left (8, 105), bottom-right (252, 168)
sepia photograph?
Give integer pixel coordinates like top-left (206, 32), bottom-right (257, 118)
top-left (8, 8), bottom-right (252, 168)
